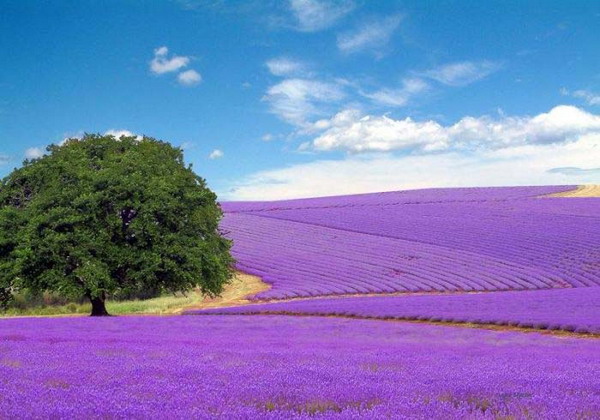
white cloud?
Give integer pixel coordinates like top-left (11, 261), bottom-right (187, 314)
top-left (310, 109), bottom-right (448, 153)
top-left (60, 130), bottom-right (141, 146)
top-left (179, 141), bottom-right (195, 150)
top-left (150, 46), bottom-right (190, 74)
top-left (306, 105), bottom-right (600, 153)
top-left (289, 0), bottom-right (354, 32)
top-left (262, 133), bottom-right (274, 142)
top-left (263, 78), bottom-right (346, 126)
top-left (423, 60), bottom-right (501, 86)
top-left (548, 166), bottom-right (600, 176)
top-left (561, 88), bottom-right (600, 106)
top-left (57, 131), bottom-right (84, 145)
top-left (362, 78), bottom-right (429, 107)
top-left (25, 147), bottom-right (44, 159)
top-left (104, 129), bottom-right (142, 140)
top-left (0, 154), bottom-right (9, 165)
top-left (226, 132), bottom-right (600, 200)
top-left (154, 46), bottom-right (168, 56)
top-left (266, 57), bottom-right (307, 77)
top-left (337, 15), bottom-right (402, 55)
top-left (177, 69), bottom-right (202, 86)
top-left (209, 149), bottom-right (224, 159)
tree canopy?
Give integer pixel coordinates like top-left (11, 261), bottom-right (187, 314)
top-left (0, 134), bottom-right (234, 316)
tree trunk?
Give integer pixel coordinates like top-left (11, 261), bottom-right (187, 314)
top-left (89, 293), bottom-right (110, 317)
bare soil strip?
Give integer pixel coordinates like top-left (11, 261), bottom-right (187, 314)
top-left (545, 185), bottom-right (600, 197)
top-left (174, 271), bottom-right (270, 313)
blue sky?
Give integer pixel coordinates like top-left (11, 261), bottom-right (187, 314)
top-left (1, 0), bottom-right (599, 200)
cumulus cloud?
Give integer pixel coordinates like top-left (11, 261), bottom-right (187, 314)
top-left (362, 78), bottom-right (429, 107)
top-left (289, 0), bottom-right (354, 32)
top-left (306, 105), bottom-right (600, 153)
top-left (209, 149), bottom-right (224, 159)
top-left (225, 132), bottom-right (600, 200)
top-left (263, 78), bottom-right (346, 126)
top-left (309, 109), bottom-right (447, 153)
top-left (422, 60), bottom-right (502, 86)
top-left (266, 57), bottom-right (307, 77)
top-left (561, 88), bottom-right (600, 106)
top-left (337, 15), bottom-right (402, 55)
top-left (177, 69), bottom-right (202, 86)
top-left (25, 147), bottom-right (44, 159)
top-left (150, 46), bottom-right (190, 74)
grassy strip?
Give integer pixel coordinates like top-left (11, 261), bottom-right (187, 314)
top-left (1, 292), bottom-right (205, 317)
top-left (1, 272), bottom-right (269, 317)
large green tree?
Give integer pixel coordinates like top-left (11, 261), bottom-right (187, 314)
top-left (0, 134), bottom-right (234, 316)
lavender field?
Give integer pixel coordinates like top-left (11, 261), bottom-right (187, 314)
top-left (2, 186), bottom-right (599, 418)
top-left (6, 2), bottom-right (600, 418)
top-left (221, 186), bottom-right (600, 299)
top-left (191, 286), bottom-right (600, 334)
top-left (1, 316), bottom-right (599, 418)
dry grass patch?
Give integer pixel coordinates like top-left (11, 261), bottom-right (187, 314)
top-left (1, 359), bottom-right (22, 368)
top-left (176, 272), bottom-right (270, 313)
top-left (545, 185), bottom-right (600, 198)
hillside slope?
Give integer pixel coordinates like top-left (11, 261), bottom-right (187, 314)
top-left (220, 186), bottom-right (600, 299)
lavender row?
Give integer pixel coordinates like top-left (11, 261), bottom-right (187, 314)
top-left (223, 213), bottom-right (568, 300)
top-left (219, 186), bottom-right (600, 298)
top-left (1, 315), bottom-right (599, 418)
top-left (248, 198), bottom-right (599, 287)
top-left (190, 287), bottom-right (600, 334)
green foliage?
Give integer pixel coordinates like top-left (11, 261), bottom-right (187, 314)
top-left (0, 134), bottom-right (234, 314)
